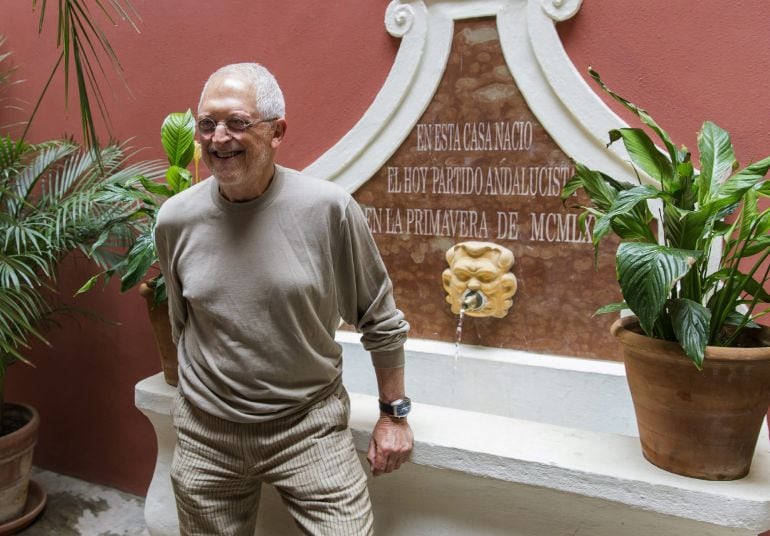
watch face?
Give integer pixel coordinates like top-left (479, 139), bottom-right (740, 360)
top-left (393, 398), bottom-right (411, 417)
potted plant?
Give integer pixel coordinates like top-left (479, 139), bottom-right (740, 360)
top-left (0, 136), bottom-right (165, 523)
top-left (561, 69), bottom-right (770, 481)
top-left (79, 109), bottom-right (199, 386)
top-left (1, 3), bottom-right (153, 529)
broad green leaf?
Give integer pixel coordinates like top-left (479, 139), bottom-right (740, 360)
top-left (569, 162), bottom-right (623, 212)
top-left (139, 176), bottom-right (174, 198)
top-left (119, 232), bottom-right (157, 292)
top-left (608, 214), bottom-right (657, 243)
top-left (738, 273), bottom-right (770, 302)
top-left (609, 127), bottom-right (674, 186)
top-left (177, 169), bottom-right (192, 193)
top-left (740, 235), bottom-right (770, 257)
top-left (76, 273), bottom-right (101, 295)
top-left (593, 185), bottom-right (660, 245)
top-left (605, 185), bottom-right (662, 219)
top-left (738, 188), bottom-right (759, 243)
top-left (677, 160), bottom-right (694, 179)
top-left (166, 165), bottom-right (185, 192)
top-left (161, 110), bottom-right (196, 168)
top-left (732, 155), bottom-right (770, 181)
top-left (152, 276), bottom-right (167, 308)
top-left (616, 242), bottom-right (700, 335)
top-left (723, 310), bottom-right (760, 329)
top-left (756, 208), bottom-right (770, 236)
top-left (589, 69), bottom-right (678, 165)
top-left (669, 298), bottom-right (710, 368)
top-left (663, 203), bottom-right (710, 250)
top-left (705, 156), bottom-right (770, 213)
top-left (560, 174), bottom-right (584, 200)
top-left (594, 302), bottom-right (627, 315)
top-left (705, 172), bottom-right (766, 213)
top-left (697, 121), bottom-right (736, 204)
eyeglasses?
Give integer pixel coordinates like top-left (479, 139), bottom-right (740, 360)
top-left (197, 116), bottom-right (276, 137)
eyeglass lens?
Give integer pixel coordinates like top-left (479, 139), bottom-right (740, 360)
top-left (197, 117), bottom-right (251, 135)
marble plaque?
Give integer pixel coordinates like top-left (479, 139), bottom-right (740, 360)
top-left (353, 18), bottom-right (622, 359)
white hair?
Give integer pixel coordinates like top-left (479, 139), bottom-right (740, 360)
top-left (198, 63), bottom-right (285, 119)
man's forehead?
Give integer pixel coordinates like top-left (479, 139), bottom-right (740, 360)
top-left (199, 75), bottom-right (257, 112)
top-left (210, 74), bottom-right (250, 91)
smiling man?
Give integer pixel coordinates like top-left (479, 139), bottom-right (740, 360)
top-left (154, 63), bottom-right (412, 535)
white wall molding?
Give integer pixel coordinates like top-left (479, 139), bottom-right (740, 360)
top-left (304, 0), bottom-right (640, 191)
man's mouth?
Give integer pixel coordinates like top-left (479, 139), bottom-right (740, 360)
top-left (211, 150), bottom-right (242, 159)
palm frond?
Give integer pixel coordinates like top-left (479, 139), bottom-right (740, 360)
top-left (0, 138), bottom-right (163, 377)
top-left (25, 1), bottom-right (140, 150)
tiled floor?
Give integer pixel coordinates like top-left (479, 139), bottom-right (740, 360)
top-left (16, 468), bottom-right (149, 536)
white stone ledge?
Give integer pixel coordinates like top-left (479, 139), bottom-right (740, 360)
top-left (348, 392), bottom-right (770, 532)
top-left (136, 372), bottom-right (770, 534)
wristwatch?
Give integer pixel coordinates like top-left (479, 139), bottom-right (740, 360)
top-left (379, 397), bottom-right (412, 418)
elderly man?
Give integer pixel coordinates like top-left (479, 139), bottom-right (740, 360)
top-left (155, 63), bottom-right (412, 535)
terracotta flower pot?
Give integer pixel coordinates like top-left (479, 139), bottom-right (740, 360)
top-left (139, 282), bottom-right (178, 387)
top-left (612, 316), bottom-right (770, 480)
top-left (0, 403), bottom-right (39, 523)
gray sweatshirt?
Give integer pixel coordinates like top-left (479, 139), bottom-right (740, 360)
top-left (155, 165), bottom-right (408, 423)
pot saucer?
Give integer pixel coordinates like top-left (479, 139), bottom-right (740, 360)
top-left (0, 480), bottom-right (47, 535)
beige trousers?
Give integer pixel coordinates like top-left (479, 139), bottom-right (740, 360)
top-left (170, 387), bottom-right (373, 536)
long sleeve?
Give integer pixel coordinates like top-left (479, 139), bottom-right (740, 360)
top-left (154, 218), bottom-right (187, 346)
top-left (335, 197), bottom-right (409, 368)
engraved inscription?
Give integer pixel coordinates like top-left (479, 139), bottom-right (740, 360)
top-left (353, 18), bottom-right (620, 359)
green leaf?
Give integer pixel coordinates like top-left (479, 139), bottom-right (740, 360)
top-left (589, 68), bottom-right (678, 166)
top-left (669, 298), bottom-right (710, 369)
top-left (616, 242), bottom-right (700, 335)
top-left (609, 127), bottom-right (674, 186)
top-left (166, 166), bottom-right (183, 192)
top-left (161, 110), bottom-right (196, 168)
top-left (608, 214), bottom-right (656, 243)
top-left (605, 185), bottom-right (662, 218)
top-left (663, 204), bottom-right (710, 251)
top-left (75, 273), bottom-right (101, 295)
top-left (139, 176), bottom-right (174, 198)
top-left (697, 121), bottom-right (736, 204)
top-left (737, 188), bottom-right (759, 245)
top-left (705, 156), bottom-right (770, 212)
top-left (739, 273), bottom-right (770, 302)
top-left (724, 310), bottom-right (760, 329)
top-left (151, 275), bottom-right (167, 307)
top-left (119, 231), bottom-right (157, 292)
top-left (594, 302), bottom-right (628, 315)
top-left (740, 235), bottom-right (770, 257)
top-left (594, 185), bottom-right (660, 245)
top-left (569, 162), bottom-right (623, 212)
top-left (560, 173), bottom-right (584, 200)
top-left (705, 175), bottom-right (764, 214)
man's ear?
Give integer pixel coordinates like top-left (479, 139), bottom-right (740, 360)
top-left (271, 119), bottom-right (287, 148)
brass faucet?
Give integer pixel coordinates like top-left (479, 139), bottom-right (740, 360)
top-left (442, 241), bottom-right (518, 318)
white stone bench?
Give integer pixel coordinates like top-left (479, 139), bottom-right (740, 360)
top-left (135, 335), bottom-right (770, 535)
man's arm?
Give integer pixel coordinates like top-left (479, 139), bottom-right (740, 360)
top-left (367, 366), bottom-right (414, 476)
top-left (154, 218), bottom-right (186, 345)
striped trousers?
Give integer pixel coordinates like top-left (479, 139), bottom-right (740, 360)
top-left (170, 386), bottom-right (373, 535)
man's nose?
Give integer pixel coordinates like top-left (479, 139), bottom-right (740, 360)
top-left (467, 278), bottom-right (481, 290)
top-left (211, 123), bottom-right (233, 143)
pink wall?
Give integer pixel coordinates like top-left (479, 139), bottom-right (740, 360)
top-left (2, 1), bottom-right (769, 495)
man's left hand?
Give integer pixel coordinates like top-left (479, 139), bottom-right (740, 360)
top-left (367, 415), bottom-right (413, 476)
